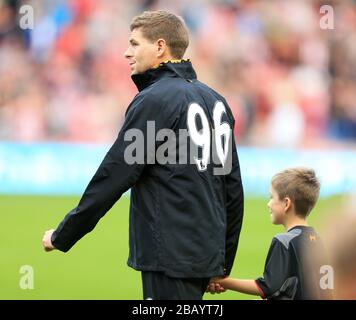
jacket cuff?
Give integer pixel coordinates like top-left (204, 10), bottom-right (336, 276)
top-left (51, 230), bottom-right (70, 253)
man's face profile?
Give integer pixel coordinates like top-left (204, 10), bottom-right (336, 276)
top-left (124, 28), bottom-right (158, 75)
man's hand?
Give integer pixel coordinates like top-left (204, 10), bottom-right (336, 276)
top-left (42, 229), bottom-right (56, 252)
top-left (206, 276), bottom-right (226, 294)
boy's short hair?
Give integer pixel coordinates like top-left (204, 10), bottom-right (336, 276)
top-left (130, 10), bottom-right (189, 59)
top-left (272, 167), bottom-right (320, 217)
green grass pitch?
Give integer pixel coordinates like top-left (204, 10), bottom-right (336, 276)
top-left (0, 194), bottom-right (343, 300)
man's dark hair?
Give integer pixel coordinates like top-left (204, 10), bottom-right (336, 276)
top-left (130, 10), bottom-right (189, 59)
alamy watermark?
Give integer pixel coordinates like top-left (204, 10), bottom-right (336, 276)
top-left (123, 102), bottom-right (233, 175)
top-left (17, 4), bottom-right (334, 32)
top-left (19, 265), bottom-right (34, 289)
top-left (320, 5), bottom-right (334, 30)
top-left (319, 265), bottom-right (334, 290)
top-left (19, 5), bottom-right (34, 30)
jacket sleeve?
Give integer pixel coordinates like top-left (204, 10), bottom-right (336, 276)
top-left (224, 126), bottom-right (244, 275)
top-left (51, 94), bottom-right (162, 252)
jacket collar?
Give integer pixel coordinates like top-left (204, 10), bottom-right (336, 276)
top-left (131, 59), bottom-right (197, 92)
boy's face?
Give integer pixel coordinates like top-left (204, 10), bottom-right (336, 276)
top-left (124, 28), bottom-right (159, 75)
top-left (267, 186), bottom-right (286, 225)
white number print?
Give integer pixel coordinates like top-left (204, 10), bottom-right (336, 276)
top-left (187, 103), bottom-right (211, 171)
top-left (213, 101), bottom-right (231, 167)
top-left (187, 101), bottom-right (231, 171)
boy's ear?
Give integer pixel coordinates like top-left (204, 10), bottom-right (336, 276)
top-left (284, 197), bottom-right (292, 212)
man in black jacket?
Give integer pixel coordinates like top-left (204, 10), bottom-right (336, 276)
top-left (42, 10), bottom-right (244, 300)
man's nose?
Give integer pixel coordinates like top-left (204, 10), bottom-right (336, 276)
top-left (124, 47), bottom-right (132, 59)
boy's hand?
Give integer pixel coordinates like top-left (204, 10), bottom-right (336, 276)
top-left (42, 229), bottom-right (56, 252)
top-left (206, 277), bottom-right (226, 294)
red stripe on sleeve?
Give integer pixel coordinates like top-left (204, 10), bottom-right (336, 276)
top-left (255, 280), bottom-right (267, 299)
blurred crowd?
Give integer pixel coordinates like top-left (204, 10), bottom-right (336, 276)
top-left (0, 0), bottom-right (355, 147)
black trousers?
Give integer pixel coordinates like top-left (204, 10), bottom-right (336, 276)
top-left (141, 271), bottom-right (210, 300)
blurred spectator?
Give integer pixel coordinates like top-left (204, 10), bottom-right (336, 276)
top-left (320, 196), bottom-right (356, 299)
top-left (0, 0), bottom-right (355, 146)
top-left (328, 0), bottom-right (356, 141)
top-left (0, 0), bottom-right (23, 44)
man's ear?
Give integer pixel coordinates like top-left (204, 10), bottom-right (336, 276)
top-left (156, 38), bottom-right (167, 58)
top-left (284, 197), bottom-right (292, 212)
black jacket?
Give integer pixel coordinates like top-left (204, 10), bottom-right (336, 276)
top-left (51, 60), bottom-right (244, 278)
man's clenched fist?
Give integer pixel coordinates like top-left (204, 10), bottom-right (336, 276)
top-left (42, 229), bottom-right (56, 252)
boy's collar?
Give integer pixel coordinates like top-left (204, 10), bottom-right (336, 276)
top-left (287, 225), bottom-right (311, 232)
